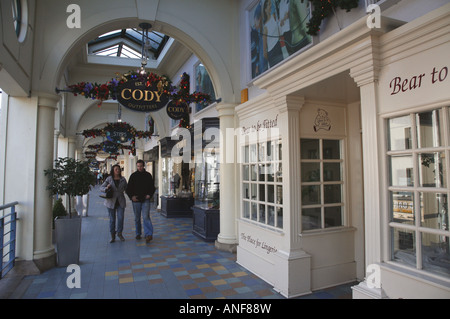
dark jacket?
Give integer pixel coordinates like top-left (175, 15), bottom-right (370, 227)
top-left (100, 176), bottom-right (128, 209)
top-left (126, 170), bottom-right (156, 202)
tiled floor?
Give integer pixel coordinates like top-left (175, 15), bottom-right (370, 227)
top-left (6, 186), bottom-right (357, 299)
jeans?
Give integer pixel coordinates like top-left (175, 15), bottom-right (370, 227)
top-left (132, 199), bottom-right (153, 237)
top-left (107, 206), bottom-right (125, 234)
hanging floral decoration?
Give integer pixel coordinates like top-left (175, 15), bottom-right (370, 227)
top-left (87, 141), bottom-right (136, 156)
top-left (65, 70), bottom-right (213, 107)
top-left (81, 122), bottom-right (153, 140)
top-left (301, 0), bottom-right (359, 36)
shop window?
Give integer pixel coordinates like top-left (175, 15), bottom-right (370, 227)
top-left (242, 139), bottom-right (283, 229)
top-left (194, 63), bottom-right (216, 113)
top-left (300, 138), bottom-right (344, 231)
top-left (387, 108), bottom-right (450, 278)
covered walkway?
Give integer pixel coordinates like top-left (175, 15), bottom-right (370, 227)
top-left (2, 186), bottom-right (355, 299)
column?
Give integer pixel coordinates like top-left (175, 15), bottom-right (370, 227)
top-left (273, 95), bottom-right (312, 297)
top-left (33, 94), bottom-right (59, 271)
top-left (215, 103), bottom-right (238, 252)
top-left (350, 60), bottom-right (386, 298)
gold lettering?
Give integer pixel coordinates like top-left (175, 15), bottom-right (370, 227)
top-left (153, 90), bottom-right (162, 102)
top-left (121, 88), bottom-right (132, 100)
top-left (144, 90), bottom-right (154, 101)
top-left (132, 89), bottom-right (144, 101)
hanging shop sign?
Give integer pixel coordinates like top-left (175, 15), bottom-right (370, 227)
top-left (117, 79), bottom-right (170, 112)
top-left (166, 100), bottom-right (189, 120)
top-left (102, 141), bottom-right (119, 154)
top-left (105, 125), bottom-right (133, 143)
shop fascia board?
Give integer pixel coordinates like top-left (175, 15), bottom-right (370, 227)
top-left (253, 16), bottom-right (405, 93)
top-left (378, 2), bottom-right (450, 66)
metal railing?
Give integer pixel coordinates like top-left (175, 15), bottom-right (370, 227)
top-left (0, 202), bottom-right (18, 279)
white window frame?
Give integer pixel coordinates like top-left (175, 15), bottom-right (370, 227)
top-left (300, 138), bottom-right (346, 232)
top-left (241, 138), bottom-right (283, 230)
top-left (386, 106), bottom-right (450, 279)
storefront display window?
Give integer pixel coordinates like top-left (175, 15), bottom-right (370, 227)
top-left (300, 138), bottom-right (344, 230)
top-left (195, 150), bottom-right (220, 206)
top-left (387, 108), bottom-right (450, 278)
top-left (242, 139), bottom-right (283, 229)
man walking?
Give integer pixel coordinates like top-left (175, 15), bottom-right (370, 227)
top-left (126, 160), bottom-right (156, 243)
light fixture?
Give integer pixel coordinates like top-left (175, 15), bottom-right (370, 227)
top-left (138, 22), bottom-right (152, 73)
top-left (117, 102), bottom-right (122, 122)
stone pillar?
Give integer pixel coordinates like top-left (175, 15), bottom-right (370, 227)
top-left (215, 103), bottom-right (238, 252)
top-left (33, 95), bottom-right (59, 271)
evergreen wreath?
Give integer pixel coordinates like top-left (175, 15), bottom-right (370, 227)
top-left (301, 0), bottom-right (359, 36)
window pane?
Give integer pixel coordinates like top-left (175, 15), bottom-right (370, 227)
top-left (302, 185), bottom-right (320, 205)
top-left (259, 204), bottom-right (266, 223)
top-left (259, 184), bottom-right (265, 202)
top-left (302, 208), bottom-right (321, 230)
top-left (243, 146), bottom-right (249, 163)
top-left (325, 206), bottom-right (342, 228)
top-left (267, 185), bottom-right (274, 203)
top-left (268, 205), bottom-right (275, 226)
top-left (266, 163), bottom-right (274, 182)
top-left (243, 165), bottom-right (249, 181)
top-left (251, 202), bottom-right (257, 220)
top-left (392, 228), bottom-right (416, 268)
top-left (250, 144), bottom-right (257, 162)
top-left (421, 233), bottom-right (450, 277)
top-left (388, 115), bottom-right (412, 151)
top-left (420, 192), bottom-right (449, 231)
top-left (389, 155), bottom-right (413, 186)
top-left (301, 139), bottom-right (319, 159)
top-left (251, 183), bottom-right (257, 200)
top-left (323, 140), bottom-right (340, 159)
top-left (243, 201), bottom-right (250, 219)
top-left (276, 185), bottom-right (283, 205)
top-left (324, 184), bottom-right (341, 204)
top-left (259, 164), bottom-right (266, 181)
top-left (278, 142), bottom-right (282, 161)
top-left (251, 164), bottom-right (257, 181)
top-left (323, 162), bottom-right (341, 181)
top-left (267, 141), bottom-right (273, 161)
top-left (258, 143), bottom-right (265, 162)
top-left (277, 207), bottom-right (283, 229)
top-left (275, 163), bottom-right (282, 182)
top-left (419, 152), bottom-right (446, 188)
top-left (416, 110), bottom-right (443, 148)
top-left (243, 183), bottom-right (249, 199)
top-left (391, 191), bottom-right (414, 225)
top-left (301, 163), bottom-right (320, 182)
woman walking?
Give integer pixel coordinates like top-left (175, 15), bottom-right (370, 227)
top-left (100, 164), bottom-right (127, 243)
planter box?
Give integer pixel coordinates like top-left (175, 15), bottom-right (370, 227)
top-left (54, 215), bottom-right (82, 267)
top-left (192, 205), bottom-right (220, 242)
top-left (160, 196), bottom-right (194, 218)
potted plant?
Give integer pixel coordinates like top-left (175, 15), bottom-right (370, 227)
top-left (45, 157), bottom-right (96, 267)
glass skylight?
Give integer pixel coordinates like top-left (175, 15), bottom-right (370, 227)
top-left (88, 28), bottom-right (170, 60)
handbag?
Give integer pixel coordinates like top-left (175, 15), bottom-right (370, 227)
top-left (100, 187), bottom-right (113, 199)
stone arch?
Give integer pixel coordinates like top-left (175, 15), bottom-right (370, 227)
top-left (38, 6), bottom-right (237, 106)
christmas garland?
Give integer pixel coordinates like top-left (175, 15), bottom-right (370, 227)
top-left (301, 0), bottom-right (359, 36)
top-left (66, 70), bottom-right (213, 107)
top-left (81, 122), bottom-right (153, 140)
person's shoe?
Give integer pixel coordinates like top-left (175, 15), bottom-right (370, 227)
top-left (110, 233), bottom-right (116, 243)
top-left (118, 233), bottom-right (125, 241)
top-left (136, 235), bottom-right (141, 240)
top-left (145, 235), bottom-right (153, 243)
